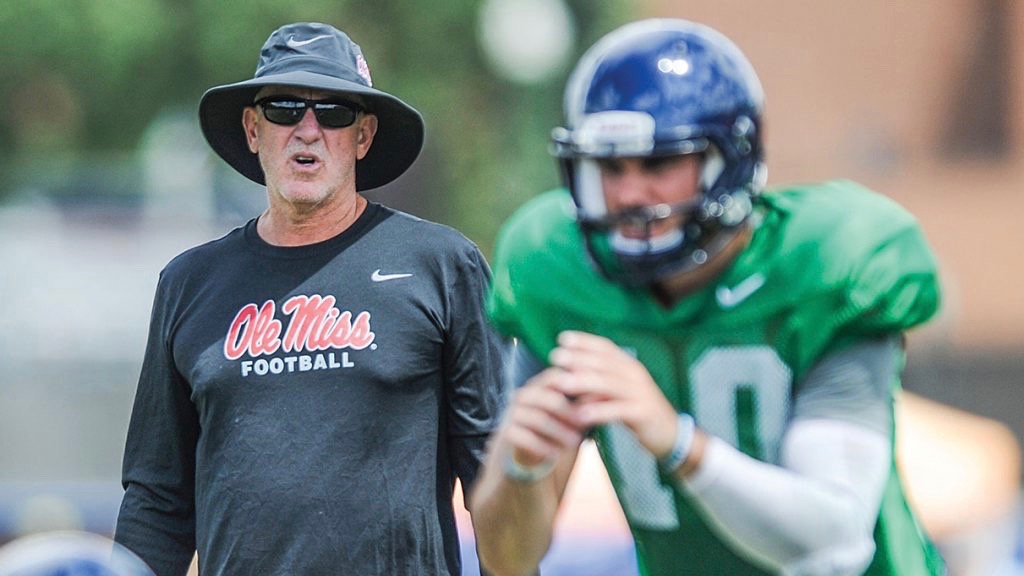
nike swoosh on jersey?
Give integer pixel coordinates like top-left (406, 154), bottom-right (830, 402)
top-left (715, 272), bottom-right (766, 308)
top-left (371, 269), bottom-right (413, 282)
top-left (286, 34), bottom-right (331, 48)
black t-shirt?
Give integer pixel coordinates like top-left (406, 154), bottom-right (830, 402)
top-left (115, 203), bottom-right (506, 576)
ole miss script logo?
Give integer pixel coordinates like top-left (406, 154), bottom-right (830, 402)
top-left (223, 294), bottom-right (374, 377)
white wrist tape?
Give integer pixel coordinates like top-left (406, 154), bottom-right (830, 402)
top-left (502, 452), bottom-right (555, 484)
top-left (657, 413), bottom-right (696, 475)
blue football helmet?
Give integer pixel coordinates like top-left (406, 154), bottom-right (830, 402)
top-left (551, 19), bottom-right (766, 288)
top-left (0, 532), bottom-right (154, 576)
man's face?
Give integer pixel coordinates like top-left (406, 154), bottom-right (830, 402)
top-left (597, 153), bottom-right (703, 240)
top-left (242, 86), bottom-right (377, 210)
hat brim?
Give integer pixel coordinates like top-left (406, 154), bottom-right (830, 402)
top-left (199, 70), bottom-right (424, 191)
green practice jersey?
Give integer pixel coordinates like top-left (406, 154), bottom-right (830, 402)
top-left (488, 180), bottom-right (945, 576)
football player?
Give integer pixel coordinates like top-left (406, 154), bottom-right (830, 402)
top-left (470, 18), bottom-right (947, 576)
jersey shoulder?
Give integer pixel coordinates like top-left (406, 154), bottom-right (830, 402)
top-left (751, 180), bottom-right (941, 337)
top-left (490, 189), bottom-right (581, 273)
top-left (764, 179), bottom-right (922, 257)
top-left (488, 189), bottom-right (625, 354)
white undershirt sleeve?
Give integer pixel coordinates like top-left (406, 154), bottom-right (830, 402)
top-left (684, 420), bottom-right (889, 575)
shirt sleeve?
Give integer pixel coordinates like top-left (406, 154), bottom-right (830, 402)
top-left (114, 272), bottom-right (199, 576)
top-left (443, 245), bottom-right (508, 494)
top-left (506, 340), bottom-right (545, 390)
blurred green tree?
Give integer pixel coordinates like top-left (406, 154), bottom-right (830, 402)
top-left (0, 0), bottom-right (633, 252)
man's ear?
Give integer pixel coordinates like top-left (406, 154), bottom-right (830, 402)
top-left (355, 113), bottom-right (378, 160)
top-left (242, 107), bottom-right (260, 154)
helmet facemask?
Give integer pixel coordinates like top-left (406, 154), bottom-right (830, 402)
top-left (554, 113), bottom-right (760, 289)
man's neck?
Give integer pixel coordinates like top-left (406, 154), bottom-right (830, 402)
top-left (257, 193), bottom-right (367, 247)
top-left (653, 225), bottom-right (753, 308)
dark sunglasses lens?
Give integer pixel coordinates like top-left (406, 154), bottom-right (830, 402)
top-left (259, 100), bottom-right (359, 128)
top-left (313, 103), bottom-right (359, 128)
top-left (261, 101), bottom-right (306, 125)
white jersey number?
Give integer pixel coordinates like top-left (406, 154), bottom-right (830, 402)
top-left (604, 345), bottom-right (791, 530)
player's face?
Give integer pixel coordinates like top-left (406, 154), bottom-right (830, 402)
top-left (242, 86), bottom-right (377, 210)
top-left (597, 154), bottom-right (702, 239)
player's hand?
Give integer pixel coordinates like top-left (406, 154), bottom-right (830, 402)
top-left (498, 367), bottom-right (587, 469)
top-left (548, 330), bottom-right (678, 460)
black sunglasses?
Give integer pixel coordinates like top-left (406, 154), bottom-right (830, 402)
top-left (254, 97), bottom-right (363, 128)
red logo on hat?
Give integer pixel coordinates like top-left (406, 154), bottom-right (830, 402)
top-left (356, 54), bottom-right (372, 86)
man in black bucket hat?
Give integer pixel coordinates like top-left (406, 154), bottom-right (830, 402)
top-left (198, 22), bottom-right (422, 192)
top-left (114, 22), bottom-right (505, 576)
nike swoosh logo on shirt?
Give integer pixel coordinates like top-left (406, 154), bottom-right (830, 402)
top-left (371, 269), bottom-right (413, 282)
top-left (715, 272), bottom-right (766, 309)
top-left (286, 34), bottom-right (331, 49)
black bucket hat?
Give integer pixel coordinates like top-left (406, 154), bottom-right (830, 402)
top-left (199, 22), bottom-right (424, 191)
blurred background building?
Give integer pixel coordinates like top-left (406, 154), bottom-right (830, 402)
top-left (0, 1), bottom-right (1020, 574)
